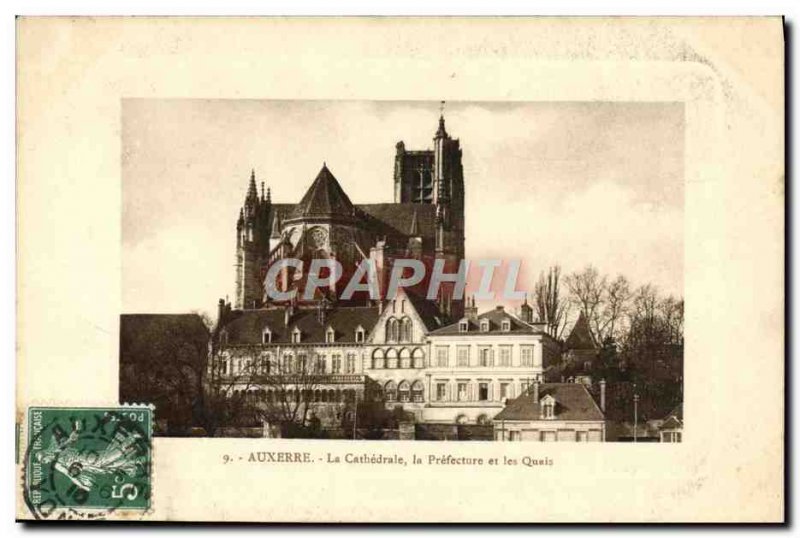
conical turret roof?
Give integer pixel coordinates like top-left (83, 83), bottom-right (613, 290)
top-left (565, 311), bottom-right (597, 350)
top-left (290, 164), bottom-right (355, 219)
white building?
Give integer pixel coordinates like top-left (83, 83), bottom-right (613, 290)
top-left (422, 303), bottom-right (561, 425)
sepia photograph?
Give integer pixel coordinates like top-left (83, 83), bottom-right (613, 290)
top-left (119, 100), bottom-right (684, 442)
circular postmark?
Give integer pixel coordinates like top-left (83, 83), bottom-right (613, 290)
top-left (22, 407), bottom-right (153, 521)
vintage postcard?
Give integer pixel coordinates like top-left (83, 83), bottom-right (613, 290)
top-left (16, 17), bottom-right (784, 522)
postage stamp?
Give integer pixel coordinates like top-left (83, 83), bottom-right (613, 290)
top-left (22, 406), bottom-right (152, 520)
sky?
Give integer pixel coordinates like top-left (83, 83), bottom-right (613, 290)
top-left (122, 100), bottom-right (684, 317)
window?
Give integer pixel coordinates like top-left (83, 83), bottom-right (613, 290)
top-left (355, 326), bottom-right (365, 343)
top-left (398, 381), bottom-right (410, 402)
top-left (509, 431), bottom-right (521, 441)
top-left (386, 318), bottom-right (400, 342)
top-left (436, 383), bottom-right (447, 401)
top-left (459, 320), bottom-right (469, 333)
top-left (219, 359), bottom-right (229, 376)
top-left (500, 382), bottom-right (510, 400)
top-left (372, 349), bottom-right (385, 369)
top-left (478, 382), bottom-right (489, 401)
top-left (499, 346), bottom-right (512, 366)
top-left (501, 319), bottom-right (511, 332)
top-left (520, 346), bottom-right (534, 367)
top-left (261, 354), bottom-right (272, 374)
top-left (577, 431), bottom-right (589, 442)
top-left (384, 381), bottom-right (397, 401)
top-left (541, 431), bottom-right (556, 442)
top-left (435, 347), bottom-right (449, 367)
top-left (401, 317), bottom-right (413, 342)
top-left (291, 327), bottom-right (301, 343)
top-left (331, 354), bottom-right (342, 374)
top-left (457, 382), bottom-right (468, 401)
top-left (281, 354), bottom-right (293, 373)
top-left (542, 402), bottom-right (555, 419)
top-left (412, 348), bottom-right (425, 368)
top-left (480, 319), bottom-right (490, 332)
top-left (296, 354), bottom-right (307, 373)
top-left (262, 327), bottom-right (272, 344)
top-left (457, 346), bottom-right (470, 367)
top-left (662, 431), bottom-right (682, 443)
top-left (399, 348), bottom-right (411, 369)
top-left (345, 353), bottom-right (356, 374)
top-left (315, 355), bottom-right (326, 374)
top-left (411, 380), bottom-right (424, 402)
top-left (479, 347), bottom-right (492, 367)
top-left (325, 327), bottom-right (335, 343)
top-left (386, 348), bottom-right (398, 369)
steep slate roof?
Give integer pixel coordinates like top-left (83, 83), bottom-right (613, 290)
top-left (290, 165), bottom-right (356, 219)
top-left (429, 306), bottom-right (544, 336)
top-left (494, 383), bottom-right (605, 422)
top-left (119, 314), bottom-right (210, 364)
top-left (221, 306), bottom-right (380, 345)
top-left (564, 311), bottom-right (597, 350)
top-left (356, 203), bottom-right (437, 241)
top-left (403, 290), bottom-right (446, 331)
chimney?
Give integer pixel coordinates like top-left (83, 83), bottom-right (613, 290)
top-left (284, 304), bottom-right (294, 327)
top-left (217, 298), bottom-right (225, 326)
top-left (378, 300), bottom-right (384, 315)
top-left (599, 379), bottom-right (606, 413)
top-left (532, 380), bottom-right (540, 403)
top-left (465, 296), bottom-right (478, 321)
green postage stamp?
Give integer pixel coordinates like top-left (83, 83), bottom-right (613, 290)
top-left (23, 406), bottom-right (152, 519)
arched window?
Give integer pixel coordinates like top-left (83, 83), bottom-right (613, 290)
top-left (384, 380), bottom-right (397, 401)
top-left (476, 414), bottom-right (490, 425)
top-left (399, 317), bottom-right (413, 342)
top-left (411, 380), bottom-right (424, 403)
top-left (399, 348), bottom-right (411, 369)
top-left (372, 348), bottom-right (385, 369)
top-left (262, 327), bottom-right (272, 344)
top-left (455, 414), bottom-right (469, 425)
top-left (412, 348), bottom-right (425, 369)
top-left (385, 348), bottom-right (398, 369)
top-left (398, 381), bottom-right (410, 402)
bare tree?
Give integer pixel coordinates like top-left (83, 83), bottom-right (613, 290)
top-left (567, 265), bottom-right (607, 339)
top-left (534, 266), bottom-right (569, 339)
top-left (596, 275), bottom-right (632, 343)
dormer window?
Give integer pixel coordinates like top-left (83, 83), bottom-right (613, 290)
top-left (541, 395), bottom-right (556, 419)
top-left (459, 320), bottom-right (469, 333)
top-left (325, 326), bottom-right (335, 344)
top-left (480, 319), bottom-right (490, 332)
top-left (355, 325), bottom-right (365, 343)
top-left (291, 327), bottom-right (302, 344)
top-left (262, 327), bottom-right (272, 344)
top-left (501, 319), bottom-right (511, 332)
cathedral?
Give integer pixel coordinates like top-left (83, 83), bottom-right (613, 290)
top-left (233, 114), bottom-right (465, 320)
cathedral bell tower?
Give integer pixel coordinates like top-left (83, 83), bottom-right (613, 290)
top-left (235, 169), bottom-right (272, 309)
